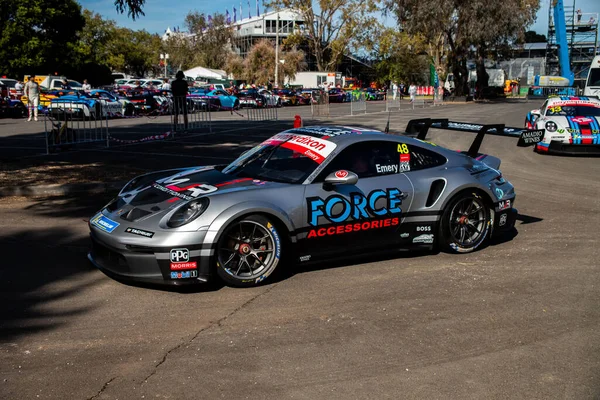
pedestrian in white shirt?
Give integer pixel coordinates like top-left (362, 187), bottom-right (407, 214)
top-left (24, 76), bottom-right (40, 121)
top-left (82, 79), bottom-right (91, 91)
top-left (409, 83), bottom-right (417, 103)
top-left (161, 79), bottom-right (171, 90)
top-left (392, 81), bottom-right (398, 100)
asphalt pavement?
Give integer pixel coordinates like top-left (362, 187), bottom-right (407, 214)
top-left (1, 99), bottom-right (600, 399)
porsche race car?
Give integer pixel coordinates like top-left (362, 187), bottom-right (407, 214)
top-left (525, 96), bottom-right (600, 154)
top-left (88, 119), bottom-right (518, 288)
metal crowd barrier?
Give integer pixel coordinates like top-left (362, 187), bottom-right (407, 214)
top-left (385, 89), bottom-right (402, 111)
top-left (171, 96), bottom-right (212, 133)
top-left (44, 101), bottom-right (109, 154)
top-left (311, 91), bottom-right (330, 117)
top-left (246, 105), bottom-right (278, 121)
top-left (412, 96), bottom-right (427, 109)
top-left (433, 88), bottom-right (445, 106)
top-left (351, 92), bottom-right (367, 115)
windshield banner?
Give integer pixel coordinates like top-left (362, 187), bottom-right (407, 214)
top-left (262, 133), bottom-right (337, 164)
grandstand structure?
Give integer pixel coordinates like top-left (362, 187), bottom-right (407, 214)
top-left (546, 2), bottom-right (598, 86)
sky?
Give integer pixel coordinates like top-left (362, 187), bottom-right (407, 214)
top-left (79, 0), bottom-right (600, 36)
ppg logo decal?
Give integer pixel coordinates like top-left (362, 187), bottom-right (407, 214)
top-left (170, 248), bottom-right (189, 263)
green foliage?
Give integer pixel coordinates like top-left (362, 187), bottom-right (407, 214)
top-left (361, 25), bottom-right (429, 84)
top-left (385, 0), bottom-right (540, 95)
top-left (113, 0), bottom-right (146, 21)
top-left (0, 0), bottom-right (85, 77)
top-left (525, 30), bottom-right (547, 43)
top-left (183, 12), bottom-right (235, 70)
top-left (267, 0), bottom-right (379, 72)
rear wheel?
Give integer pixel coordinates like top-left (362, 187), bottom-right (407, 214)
top-left (216, 215), bottom-right (282, 287)
top-left (439, 192), bottom-right (490, 253)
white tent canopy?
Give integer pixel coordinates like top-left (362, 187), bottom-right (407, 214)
top-left (183, 66), bottom-right (227, 80)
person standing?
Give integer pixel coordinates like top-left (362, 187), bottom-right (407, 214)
top-left (577, 9), bottom-right (582, 23)
top-left (161, 78), bottom-right (171, 90)
top-left (171, 70), bottom-right (189, 132)
top-left (24, 76), bottom-right (40, 121)
top-left (82, 79), bottom-right (91, 91)
top-left (61, 78), bottom-right (71, 90)
top-left (392, 81), bottom-right (398, 100)
top-left (409, 83), bottom-right (417, 103)
top-left (14, 80), bottom-right (24, 97)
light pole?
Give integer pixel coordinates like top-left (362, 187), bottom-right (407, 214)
top-left (160, 53), bottom-right (169, 78)
top-left (274, 13), bottom-right (280, 88)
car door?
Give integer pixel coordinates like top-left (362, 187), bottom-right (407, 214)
top-left (296, 140), bottom-right (414, 260)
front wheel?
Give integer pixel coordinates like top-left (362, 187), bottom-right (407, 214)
top-left (216, 215), bottom-right (283, 287)
top-left (439, 192), bottom-right (490, 253)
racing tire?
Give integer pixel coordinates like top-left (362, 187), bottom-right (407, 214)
top-left (233, 99), bottom-right (240, 110)
top-left (277, 99), bottom-right (282, 108)
top-left (216, 215), bottom-right (283, 287)
top-left (438, 191), bottom-right (490, 254)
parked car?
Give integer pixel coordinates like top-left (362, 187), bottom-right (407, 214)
top-left (274, 89), bottom-right (300, 105)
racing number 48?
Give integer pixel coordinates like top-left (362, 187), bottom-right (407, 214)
top-left (397, 144), bottom-right (409, 154)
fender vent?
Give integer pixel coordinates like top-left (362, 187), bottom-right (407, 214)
top-left (426, 179), bottom-right (446, 207)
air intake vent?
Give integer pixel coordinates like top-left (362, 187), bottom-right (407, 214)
top-left (120, 208), bottom-right (152, 222)
top-left (426, 179), bottom-right (446, 207)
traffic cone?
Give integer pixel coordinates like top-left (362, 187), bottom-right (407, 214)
top-left (293, 115), bottom-right (303, 128)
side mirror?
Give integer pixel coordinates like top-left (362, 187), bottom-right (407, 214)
top-left (323, 170), bottom-right (358, 188)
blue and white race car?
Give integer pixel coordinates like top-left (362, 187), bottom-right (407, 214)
top-left (48, 90), bottom-right (133, 119)
top-left (525, 96), bottom-right (600, 155)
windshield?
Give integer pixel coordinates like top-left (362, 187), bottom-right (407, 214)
top-left (221, 133), bottom-right (337, 184)
top-left (546, 104), bottom-right (600, 117)
top-left (587, 68), bottom-right (600, 87)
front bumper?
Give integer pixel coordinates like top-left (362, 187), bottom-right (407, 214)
top-left (536, 140), bottom-right (600, 156)
top-left (88, 229), bottom-right (214, 286)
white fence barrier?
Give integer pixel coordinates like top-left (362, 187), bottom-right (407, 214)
top-left (171, 96), bottom-right (212, 133)
top-left (311, 91), bottom-right (330, 117)
top-left (44, 101), bottom-right (109, 154)
top-left (351, 92), bottom-right (367, 115)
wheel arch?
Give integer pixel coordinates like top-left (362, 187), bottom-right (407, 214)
top-left (204, 202), bottom-right (296, 248)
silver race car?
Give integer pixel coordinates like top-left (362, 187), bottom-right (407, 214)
top-left (88, 119), bottom-right (518, 287)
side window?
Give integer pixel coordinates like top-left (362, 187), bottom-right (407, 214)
top-left (316, 141), bottom-right (400, 180)
top-left (408, 145), bottom-right (447, 171)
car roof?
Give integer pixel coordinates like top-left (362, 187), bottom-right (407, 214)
top-left (547, 96), bottom-right (600, 106)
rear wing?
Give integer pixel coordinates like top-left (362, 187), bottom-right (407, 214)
top-left (404, 118), bottom-right (545, 157)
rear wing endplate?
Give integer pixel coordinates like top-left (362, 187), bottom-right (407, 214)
top-left (404, 118), bottom-right (545, 156)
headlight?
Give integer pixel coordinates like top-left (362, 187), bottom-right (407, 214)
top-left (545, 121), bottom-right (558, 132)
top-left (167, 197), bottom-right (210, 228)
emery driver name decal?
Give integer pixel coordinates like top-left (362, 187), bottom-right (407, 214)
top-left (306, 188), bottom-right (404, 238)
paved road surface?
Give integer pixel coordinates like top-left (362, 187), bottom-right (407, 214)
top-left (1, 100), bottom-right (599, 399)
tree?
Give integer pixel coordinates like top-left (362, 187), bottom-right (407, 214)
top-left (184, 12), bottom-right (235, 70)
top-left (114, 0), bottom-right (146, 21)
top-left (106, 28), bottom-right (163, 77)
top-left (74, 10), bottom-right (117, 66)
top-left (524, 30), bottom-right (547, 43)
top-left (360, 25), bottom-right (429, 85)
top-left (385, 0), bottom-right (540, 95)
top-left (224, 53), bottom-right (245, 80)
top-left (266, 0), bottom-right (378, 72)
top-left (0, 0), bottom-right (85, 77)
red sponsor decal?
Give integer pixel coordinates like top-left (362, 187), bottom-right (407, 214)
top-left (215, 178), bottom-right (253, 187)
top-left (571, 117), bottom-right (593, 124)
top-left (400, 153), bottom-right (410, 162)
top-left (334, 170), bottom-right (349, 179)
top-left (306, 217), bottom-right (399, 239)
top-left (170, 261), bottom-right (197, 270)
